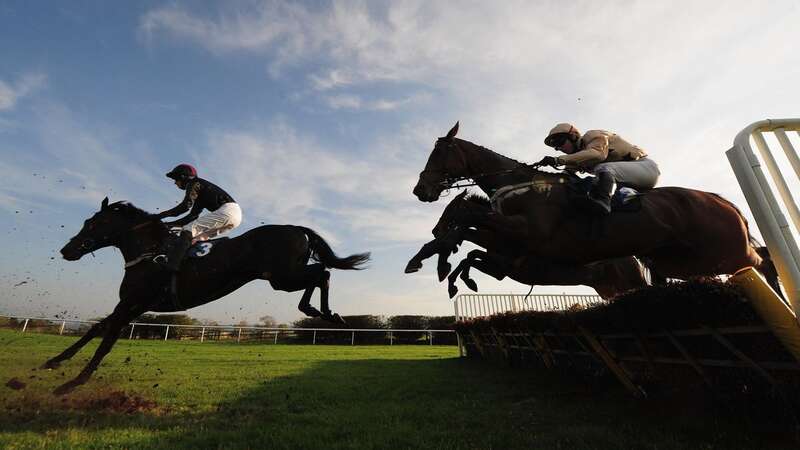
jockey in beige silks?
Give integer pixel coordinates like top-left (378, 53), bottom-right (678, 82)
top-left (536, 123), bottom-right (660, 214)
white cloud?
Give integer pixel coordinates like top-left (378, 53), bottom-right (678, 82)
top-left (0, 72), bottom-right (46, 111)
top-left (195, 119), bottom-right (439, 244)
top-left (0, 102), bottom-right (172, 212)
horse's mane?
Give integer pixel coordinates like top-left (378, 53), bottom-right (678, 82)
top-left (451, 137), bottom-right (574, 180)
top-left (465, 192), bottom-right (491, 208)
top-left (108, 201), bottom-right (163, 227)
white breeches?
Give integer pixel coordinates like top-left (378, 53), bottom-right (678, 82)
top-left (592, 158), bottom-right (660, 190)
top-left (182, 202), bottom-right (242, 241)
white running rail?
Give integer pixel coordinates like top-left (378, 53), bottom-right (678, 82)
top-left (726, 119), bottom-right (800, 316)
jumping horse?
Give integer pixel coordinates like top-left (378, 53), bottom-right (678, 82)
top-left (406, 190), bottom-right (648, 299)
top-left (412, 122), bottom-right (780, 291)
top-left (47, 198), bottom-right (370, 394)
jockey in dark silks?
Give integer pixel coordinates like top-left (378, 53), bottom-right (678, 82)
top-left (536, 123), bottom-right (660, 214)
top-left (154, 164), bottom-right (242, 272)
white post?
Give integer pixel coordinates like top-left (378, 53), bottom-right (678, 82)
top-left (200, 327), bottom-right (205, 343)
top-left (21, 319), bottom-right (29, 333)
top-left (313, 330), bottom-right (317, 345)
top-left (129, 323), bottom-right (135, 340)
top-left (59, 321), bottom-right (66, 335)
top-left (351, 331), bottom-right (355, 346)
top-left (429, 331), bottom-right (433, 345)
top-left (237, 328), bottom-right (242, 343)
top-left (728, 140), bottom-right (800, 313)
top-left (164, 325), bottom-right (170, 341)
top-left (274, 330), bottom-right (279, 344)
top-left (389, 331), bottom-right (393, 346)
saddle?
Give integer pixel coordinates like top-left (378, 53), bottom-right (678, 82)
top-left (186, 236), bottom-right (229, 258)
top-left (159, 236), bottom-right (231, 311)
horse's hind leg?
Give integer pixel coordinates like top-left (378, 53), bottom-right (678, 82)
top-left (754, 246), bottom-right (785, 301)
top-left (271, 263), bottom-right (325, 317)
top-left (42, 317), bottom-right (110, 369)
top-left (317, 270), bottom-right (344, 324)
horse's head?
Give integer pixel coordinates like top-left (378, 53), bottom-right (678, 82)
top-left (60, 197), bottom-right (158, 261)
top-left (413, 122), bottom-right (468, 202)
top-left (431, 190), bottom-right (491, 239)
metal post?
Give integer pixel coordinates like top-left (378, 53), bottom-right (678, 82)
top-left (200, 327), bottom-right (205, 343)
top-left (164, 325), bottom-right (169, 341)
top-left (313, 330), bottom-right (317, 345)
top-left (351, 331), bottom-right (355, 346)
top-left (59, 321), bottom-right (66, 335)
top-left (274, 330), bottom-right (279, 344)
top-left (429, 331), bottom-right (433, 345)
top-left (237, 328), bottom-right (242, 343)
top-left (21, 319), bottom-right (29, 333)
top-left (389, 331), bottom-right (393, 346)
top-left (129, 323), bottom-right (135, 340)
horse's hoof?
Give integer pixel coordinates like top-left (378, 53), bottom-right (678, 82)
top-left (448, 284), bottom-right (458, 299)
top-left (53, 380), bottom-right (79, 396)
top-left (464, 278), bottom-right (478, 292)
top-left (404, 260), bottom-right (422, 274)
top-left (437, 262), bottom-right (451, 282)
top-left (41, 360), bottom-right (60, 370)
top-left (322, 313), bottom-right (346, 325)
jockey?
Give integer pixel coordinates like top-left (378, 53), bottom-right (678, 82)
top-left (154, 164), bottom-right (242, 272)
top-left (536, 123), bottom-right (660, 214)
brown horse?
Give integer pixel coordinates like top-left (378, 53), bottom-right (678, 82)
top-left (413, 123), bottom-right (779, 288)
top-left (48, 198), bottom-right (369, 394)
top-left (406, 190), bottom-right (648, 299)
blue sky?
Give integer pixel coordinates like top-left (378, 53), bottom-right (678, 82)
top-left (1, 1), bottom-right (799, 324)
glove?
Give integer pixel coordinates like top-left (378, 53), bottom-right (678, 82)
top-left (535, 156), bottom-right (559, 167)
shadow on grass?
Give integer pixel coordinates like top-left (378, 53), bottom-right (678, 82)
top-left (2, 354), bottom-right (798, 450)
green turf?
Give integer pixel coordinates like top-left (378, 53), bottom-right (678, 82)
top-left (0, 329), bottom-right (794, 449)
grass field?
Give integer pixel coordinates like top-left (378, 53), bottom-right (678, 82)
top-left (0, 328), bottom-right (795, 449)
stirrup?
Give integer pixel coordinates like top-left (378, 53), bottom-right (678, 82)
top-left (586, 196), bottom-right (612, 215)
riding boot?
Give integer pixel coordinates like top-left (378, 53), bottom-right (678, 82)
top-left (160, 230), bottom-right (193, 272)
top-left (586, 171), bottom-right (615, 215)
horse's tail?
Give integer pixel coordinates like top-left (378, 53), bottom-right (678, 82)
top-left (299, 227), bottom-right (371, 270)
top-left (709, 193), bottom-right (762, 248)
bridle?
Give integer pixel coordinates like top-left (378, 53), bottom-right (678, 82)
top-left (70, 218), bottom-right (157, 257)
top-left (419, 138), bottom-right (546, 192)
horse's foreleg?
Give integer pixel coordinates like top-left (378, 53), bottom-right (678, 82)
top-left (406, 232), bottom-right (462, 274)
top-left (436, 251), bottom-right (452, 282)
top-left (42, 318), bottom-right (109, 369)
top-left (459, 250), bottom-right (488, 292)
top-left (53, 309), bottom-right (136, 395)
top-left (447, 259), bottom-right (472, 298)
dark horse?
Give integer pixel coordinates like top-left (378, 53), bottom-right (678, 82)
top-left (48, 198), bottom-right (370, 394)
top-left (406, 190), bottom-right (648, 299)
top-left (412, 123), bottom-right (780, 290)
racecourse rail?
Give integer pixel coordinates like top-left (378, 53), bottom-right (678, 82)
top-left (0, 315), bottom-right (457, 345)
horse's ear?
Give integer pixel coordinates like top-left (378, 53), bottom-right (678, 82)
top-left (101, 197), bottom-right (109, 210)
top-left (446, 121), bottom-right (459, 140)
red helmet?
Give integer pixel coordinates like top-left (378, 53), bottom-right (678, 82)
top-left (166, 164), bottom-right (197, 181)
